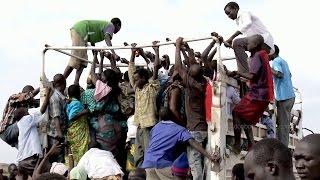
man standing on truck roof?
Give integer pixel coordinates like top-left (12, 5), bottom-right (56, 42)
top-left (63, 18), bottom-right (122, 85)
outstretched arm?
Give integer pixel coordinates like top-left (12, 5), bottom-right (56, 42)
top-left (184, 43), bottom-right (197, 65)
top-left (169, 88), bottom-right (184, 126)
top-left (32, 142), bottom-right (62, 180)
top-left (236, 71), bottom-right (254, 80)
top-left (188, 139), bottom-right (220, 163)
top-left (128, 43), bottom-right (137, 88)
top-left (139, 49), bottom-right (151, 65)
top-left (31, 88), bottom-right (40, 97)
top-left (152, 41), bottom-right (160, 80)
top-left (99, 51), bottom-right (104, 75)
top-left (104, 34), bottom-right (119, 60)
top-left (39, 88), bottom-right (52, 114)
top-left (175, 37), bottom-right (188, 84)
top-left (90, 51), bottom-right (99, 85)
top-left (225, 31), bottom-right (242, 48)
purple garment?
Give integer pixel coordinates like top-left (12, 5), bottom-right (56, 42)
top-left (141, 121), bottom-right (192, 169)
top-left (248, 51), bottom-right (271, 101)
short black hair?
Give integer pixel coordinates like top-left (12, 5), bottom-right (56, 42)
top-left (134, 68), bottom-right (150, 82)
top-left (250, 34), bottom-right (264, 49)
top-left (35, 173), bottom-right (66, 180)
top-left (232, 163), bottom-right (244, 180)
top-left (274, 44), bottom-right (280, 55)
top-left (224, 2), bottom-right (239, 10)
top-left (8, 164), bottom-right (17, 170)
top-left (300, 134), bottom-right (320, 155)
top-left (123, 71), bottom-right (129, 82)
top-left (13, 107), bottom-right (28, 122)
top-left (22, 85), bottom-right (34, 93)
top-left (111, 17), bottom-right (121, 27)
top-left (53, 74), bottom-right (66, 88)
top-left (252, 138), bottom-right (293, 170)
top-left (68, 84), bottom-right (81, 99)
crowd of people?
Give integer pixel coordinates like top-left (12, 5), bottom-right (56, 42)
top-left (0, 1), bottom-right (319, 180)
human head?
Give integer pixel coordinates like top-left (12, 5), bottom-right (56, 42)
top-left (13, 107), bottom-right (29, 122)
top-left (189, 64), bottom-right (203, 79)
top-left (134, 68), bottom-right (150, 89)
top-left (8, 164), bottom-right (18, 177)
top-left (294, 134), bottom-right (320, 180)
top-left (247, 34), bottom-right (264, 52)
top-left (68, 84), bottom-right (81, 100)
top-left (269, 45), bottom-right (280, 60)
top-left (224, 2), bottom-right (239, 20)
top-left (22, 85), bottom-right (34, 93)
top-left (111, 17), bottom-right (121, 34)
top-left (35, 173), bottom-right (67, 180)
top-left (101, 69), bottom-right (117, 85)
top-left (53, 74), bottom-right (66, 91)
top-left (244, 138), bottom-right (294, 180)
top-left (232, 163), bottom-right (244, 180)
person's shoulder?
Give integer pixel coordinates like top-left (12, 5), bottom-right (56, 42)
top-left (239, 10), bottom-right (251, 16)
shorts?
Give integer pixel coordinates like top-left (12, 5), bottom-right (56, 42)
top-left (68, 29), bottom-right (88, 70)
top-left (233, 94), bottom-right (269, 125)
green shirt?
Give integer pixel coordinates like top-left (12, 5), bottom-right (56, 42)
top-left (72, 20), bottom-right (110, 43)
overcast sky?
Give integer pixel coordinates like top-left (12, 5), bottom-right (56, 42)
top-left (1, 0), bottom-right (319, 163)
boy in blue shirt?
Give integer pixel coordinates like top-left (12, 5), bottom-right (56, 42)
top-left (269, 45), bottom-right (295, 146)
top-left (141, 107), bottom-right (220, 180)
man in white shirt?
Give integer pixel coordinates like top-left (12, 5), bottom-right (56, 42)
top-left (224, 1), bottom-right (275, 74)
top-left (70, 148), bottom-right (124, 180)
top-left (16, 88), bottom-right (52, 179)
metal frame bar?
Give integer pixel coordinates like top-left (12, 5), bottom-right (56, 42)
top-left (42, 36), bottom-right (222, 78)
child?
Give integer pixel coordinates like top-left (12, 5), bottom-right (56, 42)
top-left (231, 34), bottom-right (274, 154)
top-left (65, 84), bottom-right (90, 165)
top-left (141, 107), bottom-right (220, 180)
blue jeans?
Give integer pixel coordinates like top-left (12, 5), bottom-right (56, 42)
top-left (187, 131), bottom-right (207, 180)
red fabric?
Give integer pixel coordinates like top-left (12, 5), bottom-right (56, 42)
top-left (259, 50), bottom-right (274, 101)
top-left (232, 94), bottom-right (269, 125)
top-left (204, 81), bottom-right (213, 122)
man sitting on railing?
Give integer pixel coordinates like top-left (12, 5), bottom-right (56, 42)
top-left (63, 18), bottom-right (122, 85)
top-left (224, 2), bottom-right (275, 75)
top-left (229, 34), bottom-right (274, 154)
